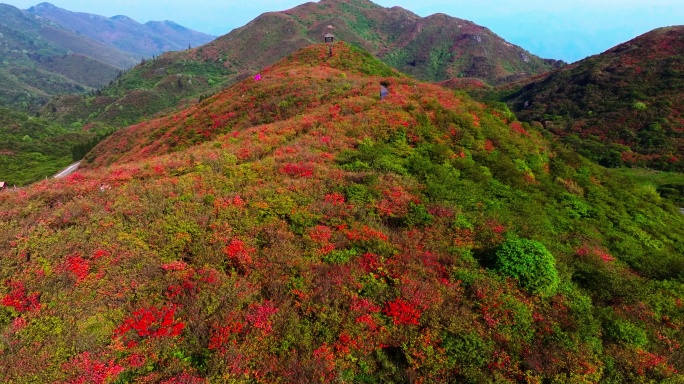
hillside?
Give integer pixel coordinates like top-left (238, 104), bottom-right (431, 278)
top-left (27, 2), bottom-right (216, 58)
top-left (0, 106), bottom-right (112, 186)
top-left (1, 43), bottom-right (683, 383)
top-left (41, 0), bottom-right (560, 127)
top-left (502, 26), bottom-right (684, 171)
top-left (0, 3), bottom-right (132, 111)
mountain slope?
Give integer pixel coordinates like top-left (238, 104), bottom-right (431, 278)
top-left (502, 26), bottom-right (684, 171)
top-left (1, 43), bottom-right (683, 383)
top-left (27, 2), bottom-right (216, 58)
top-left (41, 0), bottom-right (559, 128)
top-left (0, 3), bottom-right (132, 111)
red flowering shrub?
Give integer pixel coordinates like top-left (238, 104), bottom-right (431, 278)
top-left (280, 162), bottom-right (314, 178)
top-left (113, 305), bottom-right (185, 347)
top-left (62, 352), bottom-right (124, 384)
top-left (312, 343), bottom-right (336, 381)
top-left (509, 121), bottom-right (529, 135)
top-left (1, 281), bottom-right (40, 313)
top-left (324, 192), bottom-right (346, 206)
top-left (376, 186), bottom-right (419, 218)
top-left (224, 238), bottom-right (255, 271)
top-left (209, 317), bottom-right (245, 352)
top-left (308, 225), bottom-right (333, 243)
top-left (160, 373), bottom-right (207, 384)
top-left (62, 254), bottom-right (90, 283)
top-left (576, 244), bottom-right (615, 262)
top-left (246, 300), bottom-right (278, 333)
top-left (383, 298), bottom-right (422, 326)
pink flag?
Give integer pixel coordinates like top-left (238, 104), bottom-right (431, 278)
top-left (254, 74), bottom-right (262, 81)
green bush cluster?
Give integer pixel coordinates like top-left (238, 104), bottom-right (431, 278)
top-left (493, 237), bottom-right (560, 297)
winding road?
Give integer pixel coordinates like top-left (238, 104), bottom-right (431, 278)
top-left (53, 161), bottom-right (81, 179)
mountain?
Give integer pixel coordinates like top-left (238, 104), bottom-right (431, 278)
top-left (202, 0), bottom-right (558, 85)
top-left (502, 26), bottom-right (684, 171)
top-left (0, 3), bottom-right (135, 111)
top-left (27, 2), bottom-right (216, 58)
top-left (1, 43), bottom-right (683, 383)
top-left (41, 0), bottom-right (560, 128)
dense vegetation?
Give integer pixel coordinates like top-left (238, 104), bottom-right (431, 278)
top-left (502, 26), bottom-right (684, 172)
top-left (1, 43), bottom-right (682, 383)
top-left (0, 106), bottom-right (111, 185)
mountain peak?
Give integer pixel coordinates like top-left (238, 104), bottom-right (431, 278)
top-left (110, 14), bottom-right (137, 23)
top-left (33, 2), bottom-right (56, 8)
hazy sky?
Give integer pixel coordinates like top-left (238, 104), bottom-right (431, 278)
top-left (3, 0), bottom-right (683, 62)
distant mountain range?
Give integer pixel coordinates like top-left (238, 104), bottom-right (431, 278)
top-left (26, 2), bottom-right (216, 58)
top-left (503, 26), bottom-right (684, 171)
top-left (0, 2), bottom-right (214, 111)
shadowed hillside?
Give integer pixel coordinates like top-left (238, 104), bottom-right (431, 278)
top-left (1, 43), bottom-right (682, 382)
top-left (502, 26), bottom-right (684, 171)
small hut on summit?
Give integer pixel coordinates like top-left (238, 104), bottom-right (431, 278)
top-left (324, 33), bottom-right (335, 44)
top-left (0, 182), bottom-right (7, 190)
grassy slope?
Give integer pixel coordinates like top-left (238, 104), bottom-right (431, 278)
top-left (1, 43), bottom-right (683, 383)
top-left (501, 26), bottom-right (684, 171)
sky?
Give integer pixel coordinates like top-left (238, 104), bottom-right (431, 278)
top-left (3, 0), bottom-right (683, 62)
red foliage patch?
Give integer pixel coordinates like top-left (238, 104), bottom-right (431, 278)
top-left (576, 244), bottom-right (615, 263)
top-left (113, 305), bottom-right (184, 347)
top-left (246, 300), bottom-right (278, 334)
top-left (62, 352), bottom-right (124, 384)
top-left (224, 238), bottom-right (255, 271)
top-left (340, 224), bottom-right (389, 243)
top-left (280, 162), bottom-right (315, 178)
top-left (63, 254), bottom-right (90, 283)
top-left (324, 192), bottom-right (346, 206)
top-left (308, 225), bottom-right (333, 243)
top-left (383, 298), bottom-right (422, 326)
top-left (509, 121), bottom-right (529, 135)
top-left (1, 280), bottom-right (40, 313)
top-left (376, 186), bottom-right (419, 218)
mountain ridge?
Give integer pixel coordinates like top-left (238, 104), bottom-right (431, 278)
top-left (27, 2), bottom-right (216, 58)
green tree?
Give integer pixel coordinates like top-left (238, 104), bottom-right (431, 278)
top-left (493, 237), bottom-right (560, 297)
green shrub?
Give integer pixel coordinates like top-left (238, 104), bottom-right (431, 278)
top-left (493, 237), bottom-right (560, 297)
top-left (322, 248), bottom-right (358, 264)
top-left (604, 317), bottom-right (648, 347)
